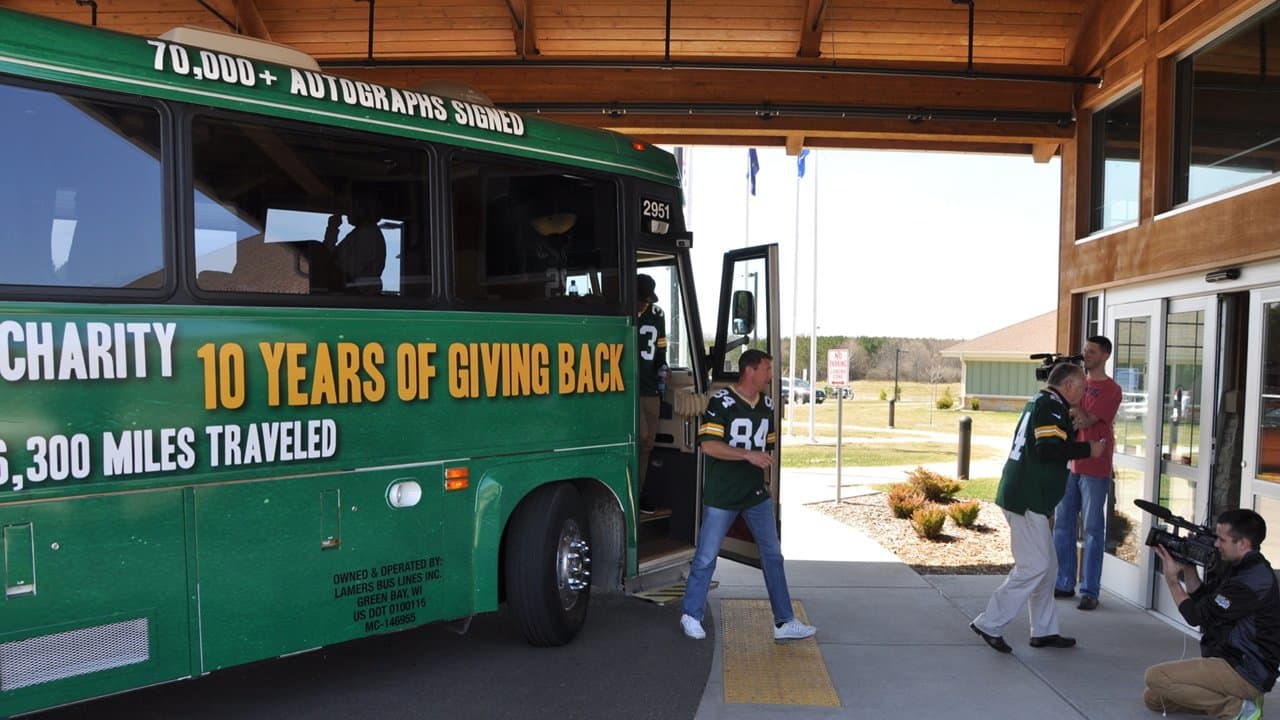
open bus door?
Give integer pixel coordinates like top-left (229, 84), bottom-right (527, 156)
top-left (705, 244), bottom-right (781, 567)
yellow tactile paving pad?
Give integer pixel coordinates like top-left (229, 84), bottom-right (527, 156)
top-left (632, 580), bottom-right (716, 605)
top-left (721, 599), bottom-right (840, 706)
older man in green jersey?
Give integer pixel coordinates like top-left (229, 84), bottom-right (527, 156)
top-left (970, 362), bottom-right (1105, 653)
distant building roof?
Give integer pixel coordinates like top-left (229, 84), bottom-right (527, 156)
top-left (942, 310), bottom-right (1056, 360)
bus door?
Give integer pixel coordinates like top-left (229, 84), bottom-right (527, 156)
top-left (706, 244), bottom-right (781, 567)
top-left (635, 247), bottom-right (703, 577)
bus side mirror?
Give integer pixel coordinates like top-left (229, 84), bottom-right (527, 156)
top-left (731, 290), bottom-right (755, 336)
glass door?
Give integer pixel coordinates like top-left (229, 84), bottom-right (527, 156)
top-left (1245, 287), bottom-right (1280, 529)
top-left (1152, 297), bottom-right (1217, 619)
top-left (1102, 300), bottom-right (1162, 604)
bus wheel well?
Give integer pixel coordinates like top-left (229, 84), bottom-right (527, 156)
top-left (498, 479), bottom-right (625, 604)
top-left (501, 481), bottom-right (593, 645)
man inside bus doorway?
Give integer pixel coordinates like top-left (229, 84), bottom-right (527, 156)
top-left (1053, 335), bottom-right (1122, 611)
top-left (636, 273), bottom-right (667, 514)
top-left (680, 349), bottom-right (816, 643)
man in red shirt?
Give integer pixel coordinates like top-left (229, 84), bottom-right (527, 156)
top-left (1053, 335), bottom-right (1123, 610)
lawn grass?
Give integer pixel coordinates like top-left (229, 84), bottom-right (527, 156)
top-left (871, 476), bottom-right (1001, 502)
top-left (782, 442), bottom-right (980, 467)
top-left (776, 380), bottom-right (1016, 470)
top-left (780, 379), bottom-right (1022, 440)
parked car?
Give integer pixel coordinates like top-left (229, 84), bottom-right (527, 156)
top-left (1119, 392), bottom-right (1146, 420)
top-left (779, 377), bottom-right (825, 404)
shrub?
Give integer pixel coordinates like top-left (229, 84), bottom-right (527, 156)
top-left (1107, 511), bottom-right (1134, 543)
top-left (969, 397), bottom-right (981, 411)
top-left (906, 466), bottom-right (963, 501)
top-left (887, 483), bottom-right (926, 519)
top-left (936, 386), bottom-right (954, 410)
top-left (948, 500), bottom-right (981, 528)
top-left (879, 388), bottom-right (888, 401)
top-left (910, 505), bottom-right (948, 539)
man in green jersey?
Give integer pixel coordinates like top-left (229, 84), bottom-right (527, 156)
top-left (680, 349), bottom-right (816, 643)
top-left (636, 273), bottom-right (668, 513)
top-left (970, 362), bottom-right (1105, 653)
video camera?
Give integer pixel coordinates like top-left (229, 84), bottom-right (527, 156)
top-left (1029, 352), bottom-right (1084, 382)
top-left (1134, 499), bottom-right (1219, 567)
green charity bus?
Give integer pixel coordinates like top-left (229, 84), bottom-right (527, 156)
top-left (0, 8), bottom-right (783, 716)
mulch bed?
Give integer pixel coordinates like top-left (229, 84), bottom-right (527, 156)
top-left (811, 492), bottom-right (1014, 575)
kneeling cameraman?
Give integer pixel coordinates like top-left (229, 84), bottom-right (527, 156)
top-left (1145, 509), bottom-right (1280, 720)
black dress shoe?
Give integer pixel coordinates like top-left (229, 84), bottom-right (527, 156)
top-left (970, 622), bottom-right (1012, 653)
top-left (1078, 596), bottom-right (1099, 611)
top-left (1029, 634), bottom-right (1077, 648)
top-left (1053, 588), bottom-right (1075, 598)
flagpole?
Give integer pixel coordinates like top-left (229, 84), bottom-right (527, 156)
top-left (744, 148), bottom-right (754, 248)
top-left (808, 153), bottom-right (819, 442)
top-left (787, 153), bottom-right (802, 436)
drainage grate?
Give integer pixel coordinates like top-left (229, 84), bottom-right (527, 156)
top-left (0, 618), bottom-right (149, 691)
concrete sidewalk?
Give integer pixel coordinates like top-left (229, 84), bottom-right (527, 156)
top-left (690, 468), bottom-right (1200, 720)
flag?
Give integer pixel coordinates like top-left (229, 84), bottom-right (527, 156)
top-left (747, 148), bottom-right (759, 196)
top-left (797, 148), bottom-right (810, 179)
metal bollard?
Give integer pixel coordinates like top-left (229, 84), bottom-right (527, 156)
top-left (958, 415), bottom-right (972, 480)
top-left (888, 399), bottom-right (896, 428)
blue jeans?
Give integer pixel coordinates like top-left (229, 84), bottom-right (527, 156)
top-left (682, 500), bottom-right (794, 624)
top-left (1053, 472), bottom-right (1109, 598)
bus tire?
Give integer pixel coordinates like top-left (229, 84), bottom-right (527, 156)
top-left (504, 483), bottom-right (591, 646)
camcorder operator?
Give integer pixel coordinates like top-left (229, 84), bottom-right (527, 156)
top-left (1141, 506), bottom-right (1280, 720)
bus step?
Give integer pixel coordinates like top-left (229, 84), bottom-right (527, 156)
top-left (638, 507), bottom-right (672, 523)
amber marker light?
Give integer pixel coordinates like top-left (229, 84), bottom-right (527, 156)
top-left (445, 467), bottom-right (470, 491)
top-left (631, 141), bottom-right (647, 151)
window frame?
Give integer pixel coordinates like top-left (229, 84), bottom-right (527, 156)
top-left (0, 76), bottom-right (175, 301)
top-left (444, 147), bottom-right (625, 316)
top-left (181, 104), bottom-right (438, 310)
top-left (1171, 2), bottom-right (1280, 208)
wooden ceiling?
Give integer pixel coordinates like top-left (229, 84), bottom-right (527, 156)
top-left (0, 0), bottom-right (1128, 156)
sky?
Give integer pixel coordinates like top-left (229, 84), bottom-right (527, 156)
top-left (674, 146), bottom-right (1062, 341)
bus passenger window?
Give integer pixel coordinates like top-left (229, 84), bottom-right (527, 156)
top-left (0, 83), bottom-right (163, 290)
top-left (190, 116), bottom-right (428, 302)
top-left (450, 154), bottom-right (620, 312)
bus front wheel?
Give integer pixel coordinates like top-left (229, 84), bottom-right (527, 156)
top-left (504, 483), bottom-right (591, 646)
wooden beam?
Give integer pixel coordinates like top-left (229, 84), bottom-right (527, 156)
top-left (1068, 0), bottom-right (1144, 74)
top-left (797, 0), bottom-right (827, 58)
top-left (585, 115), bottom-right (1073, 146)
top-left (506, 0), bottom-right (540, 58)
top-left (785, 135), bottom-right (806, 155)
top-left (1032, 143), bottom-right (1059, 162)
top-left (233, 0), bottom-right (270, 40)
top-left (342, 66), bottom-right (1076, 115)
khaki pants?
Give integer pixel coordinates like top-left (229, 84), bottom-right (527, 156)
top-left (1144, 657), bottom-right (1262, 719)
top-left (973, 509), bottom-right (1060, 638)
top-left (637, 396), bottom-right (661, 497)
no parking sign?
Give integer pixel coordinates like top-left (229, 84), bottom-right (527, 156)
top-left (828, 348), bottom-right (849, 386)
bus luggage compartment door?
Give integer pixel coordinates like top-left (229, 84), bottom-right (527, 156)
top-left (193, 469), bottom-right (443, 671)
top-left (0, 490), bottom-right (189, 718)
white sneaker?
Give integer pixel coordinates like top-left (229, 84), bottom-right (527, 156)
top-left (681, 614), bottom-right (706, 640)
top-left (774, 618), bottom-right (817, 641)
top-left (1234, 696), bottom-right (1262, 720)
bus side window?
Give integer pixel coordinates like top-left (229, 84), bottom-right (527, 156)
top-left (450, 153), bottom-right (619, 310)
top-left (0, 85), bottom-right (163, 291)
top-left (191, 115), bottom-right (427, 303)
